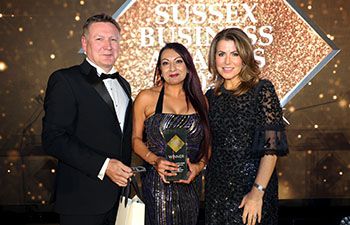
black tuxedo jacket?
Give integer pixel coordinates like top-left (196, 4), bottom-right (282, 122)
top-left (42, 60), bottom-right (132, 215)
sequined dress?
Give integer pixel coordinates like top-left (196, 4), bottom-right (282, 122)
top-left (205, 80), bottom-right (288, 225)
top-left (142, 87), bottom-right (204, 225)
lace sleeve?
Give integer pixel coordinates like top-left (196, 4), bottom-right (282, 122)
top-left (252, 80), bottom-right (289, 157)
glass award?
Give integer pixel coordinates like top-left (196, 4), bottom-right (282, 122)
top-left (163, 128), bottom-right (188, 182)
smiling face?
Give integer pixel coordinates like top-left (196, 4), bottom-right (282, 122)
top-left (215, 39), bottom-right (243, 83)
top-left (81, 22), bottom-right (120, 72)
top-left (159, 48), bottom-right (188, 86)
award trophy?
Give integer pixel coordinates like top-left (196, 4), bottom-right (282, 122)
top-left (163, 128), bottom-right (188, 182)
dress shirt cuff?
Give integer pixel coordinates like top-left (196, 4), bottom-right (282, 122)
top-left (98, 158), bottom-right (110, 180)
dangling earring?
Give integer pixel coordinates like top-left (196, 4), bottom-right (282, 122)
top-left (155, 73), bottom-right (163, 86)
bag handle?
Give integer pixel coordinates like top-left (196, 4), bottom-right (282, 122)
top-left (130, 175), bottom-right (143, 200)
top-left (120, 180), bottom-right (130, 207)
top-left (120, 175), bottom-right (144, 207)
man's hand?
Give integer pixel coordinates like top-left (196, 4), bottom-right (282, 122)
top-left (105, 159), bottom-right (133, 187)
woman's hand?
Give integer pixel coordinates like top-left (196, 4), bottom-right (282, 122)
top-left (239, 189), bottom-right (264, 225)
top-left (153, 157), bottom-right (178, 183)
top-left (177, 159), bottom-right (204, 184)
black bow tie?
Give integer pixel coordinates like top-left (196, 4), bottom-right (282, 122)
top-left (100, 72), bottom-right (119, 80)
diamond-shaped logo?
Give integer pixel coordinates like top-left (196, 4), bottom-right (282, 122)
top-left (312, 153), bottom-right (346, 190)
top-left (109, 0), bottom-right (339, 106)
top-left (167, 134), bottom-right (185, 153)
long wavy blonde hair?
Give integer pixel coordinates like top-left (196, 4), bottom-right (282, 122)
top-left (208, 28), bottom-right (261, 96)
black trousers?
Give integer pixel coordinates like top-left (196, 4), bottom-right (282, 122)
top-left (60, 203), bottom-right (118, 225)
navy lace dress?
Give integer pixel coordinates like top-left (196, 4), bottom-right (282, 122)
top-left (205, 79), bottom-right (288, 225)
top-left (141, 87), bottom-right (204, 225)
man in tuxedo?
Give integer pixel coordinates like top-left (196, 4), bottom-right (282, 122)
top-left (42, 13), bottom-right (133, 225)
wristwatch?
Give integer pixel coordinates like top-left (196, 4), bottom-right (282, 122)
top-left (253, 182), bottom-right (266, 192)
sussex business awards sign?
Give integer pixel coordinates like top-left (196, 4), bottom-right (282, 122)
top-left (140, 3), bottom-right (272, 69)
top-left (113, 0), bottom-right (338, 106)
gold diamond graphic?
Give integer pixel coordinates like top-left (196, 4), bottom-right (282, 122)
top-left (167, 135), bottom-right (185, 153)
top-left (110, 0), bottom-right (339, 106)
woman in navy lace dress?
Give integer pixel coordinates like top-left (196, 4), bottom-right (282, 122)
top-left (205, 28), bottom-right (288, 225)
top-left (132, 43), bottom-right (210, 225)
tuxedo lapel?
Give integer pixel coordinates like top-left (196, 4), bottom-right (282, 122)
top-left (80, 60), bottom-right (119, 125)
top-left (93, 82), bottom-right (118, 117)
top-left (123, 101), bottom-right (132, 131)
top-left (115, 73), bottom-right (133, 132)
top-left (115, 73), bottom-right (131, 98)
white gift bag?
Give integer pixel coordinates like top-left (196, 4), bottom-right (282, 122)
top-left (115, 176), bottom-right (145, 225)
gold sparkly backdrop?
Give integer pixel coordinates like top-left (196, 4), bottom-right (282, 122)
top-left (114, 0), bottom-right (332, 104)
top-left (0, 0), bottom-right (349, 205)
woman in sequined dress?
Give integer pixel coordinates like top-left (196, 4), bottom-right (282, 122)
top-left (132, 42), bottom-right (211, 225)
top-left (204, 28), bottom-right (289, 225)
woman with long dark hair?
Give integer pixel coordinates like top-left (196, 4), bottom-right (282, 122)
top-left (133, 42), bottom-right (210, 225)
